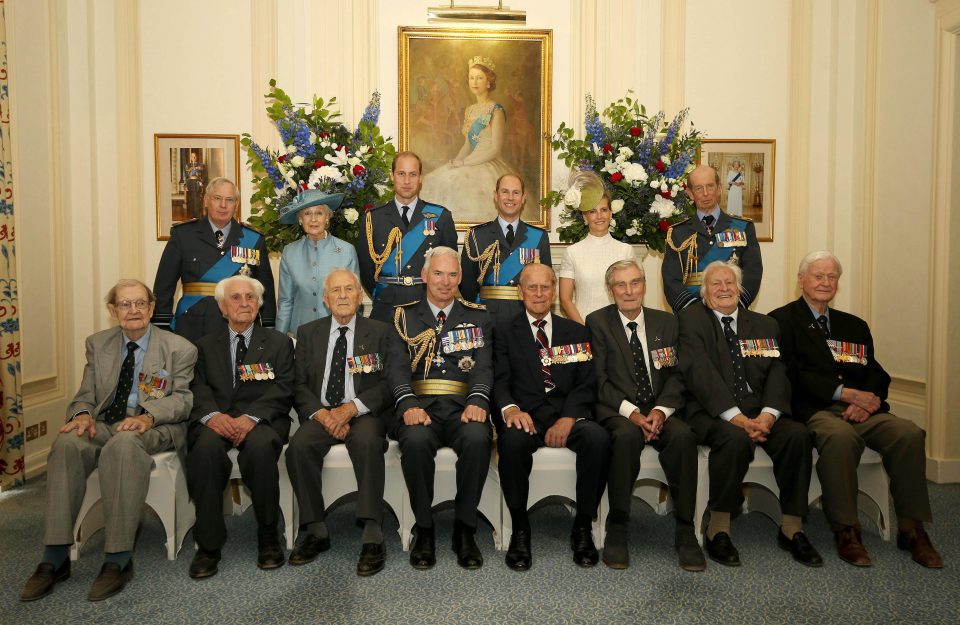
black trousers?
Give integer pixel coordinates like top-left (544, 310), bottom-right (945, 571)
top-left (285, 415), bottom-right (388, 526)
top-left (601, 416), bottom-right (698, 524)
top-left (186, 424), bottom-right (282, 550)
top-left (683, 410), bottom-right (812, 518)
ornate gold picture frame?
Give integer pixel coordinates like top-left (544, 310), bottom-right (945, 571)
top-left (699, 139), bottom-right (776, 242)
top-left (399, 27), bottom-right (552, 230)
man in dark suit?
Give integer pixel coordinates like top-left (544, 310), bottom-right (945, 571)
top-left (678, 261), bottom-right (821, 568)
top-left (356, 151), bottom-right (458, 322)
top-left (20, 280), bottom-right (197, 602)
top-left (662, 165), bottom-right (762, 313)
top-left (387, 246), bottom-right (493, 570)
top-left (770, 251), bottom-right (942, 568)
top-left (494, 263), bottom-right (610, 571)
top-left (285, 269), bottom-right (393, 577)
top-left (185, 275), bottom-right (294, 579)
top-left (153, 177), bottom-right (276, 343)
top-left (460, 173), bottom-right (551, 322)
top-left (585, 259), bottom-right (704, 571)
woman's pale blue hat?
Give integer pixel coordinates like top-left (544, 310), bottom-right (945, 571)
top-left (278, 189), bottom-right (345, 225)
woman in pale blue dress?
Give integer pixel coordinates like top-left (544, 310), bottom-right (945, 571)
top-left (276, 190), bottom-right (359, 335)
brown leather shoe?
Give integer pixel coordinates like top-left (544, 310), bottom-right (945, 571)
top-left (20, 560), bottom-right (70, 601)
top-left (897, 526), bottom-right (944, 569)
top-left (835, 526), bottom-right (872, 567)
top-left (87, 561), bottom-right (133, 601)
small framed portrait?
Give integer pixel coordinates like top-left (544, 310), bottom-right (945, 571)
top-left (154, 133), bottom-right (241, 240)
top-left (399, 26), bottom-right (553, 230)
top-left (699, 139), bottom-right (776, 242)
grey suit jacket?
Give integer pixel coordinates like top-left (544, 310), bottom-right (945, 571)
top-left (67, 324), bottom-right (198, 453)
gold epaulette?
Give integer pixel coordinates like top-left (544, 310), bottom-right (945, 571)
top-left (398, 300), bottom-right (420, 307)
top-left (457, 297), bottom-right (487, 311)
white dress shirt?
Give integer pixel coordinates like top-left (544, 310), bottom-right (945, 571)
top-left (615, 309), bottom-right (676, 421)
top-left (316, 315), bottom-right (369, 418)
top-left (710, 308), bottom-right (781, 421)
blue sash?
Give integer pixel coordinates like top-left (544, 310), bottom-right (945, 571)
top-left (483, 227), bottom-right (543, 286)
top-left (686, 218), bottom-right (748, 294)
top-left (171, 226), bottom-right (261, 330)
top-left (373, 204), bottom-right (446, 298)
top-left (728, 172), bottom-right (742, 188)
top-left (467, 104), bottom-right (504, 151)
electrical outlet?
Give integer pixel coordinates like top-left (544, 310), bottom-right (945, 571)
top-left (26, 425), bottom-right (38, 441)
top-left (39, 421), bottom-right (47, 437)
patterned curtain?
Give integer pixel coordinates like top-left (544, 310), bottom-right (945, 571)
top-left (0, 2), bottom-right (23, 490)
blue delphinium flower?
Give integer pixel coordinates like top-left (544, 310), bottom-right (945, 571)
top-left (584, 95), bottom-right (605, 147)
top-left (249, 141), bottom-right (286, 189)
top-left (665, 151), bottom-right (692, 179)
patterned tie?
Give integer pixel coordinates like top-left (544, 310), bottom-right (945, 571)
top-left (817, 315), bottom-right (830, 339)
top-left (215, 229), bottom-right (225, 249)
top-left (401, 205), bottom-right (410, 230)
top-left (721, 316), bottom-right (750, 404)
top-left (626, 321), bottom-right (655, 407)
top-left (234, 334), bottom-right (247, 387)
top-left (702, 214), bottom-right (715, 236)
top-left (436, 310), bottom-right (446, 330)
top-left (505, 223), bottom-right (515, 248)
top-left (325, 327), bottom-right (348, 407)
top-left (103, 341), bottom-right (138, 424)
top-left (533, 319), bottom-right (556, 392)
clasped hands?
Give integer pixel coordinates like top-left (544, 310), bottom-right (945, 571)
top-left (730, 412), bottom-right (777, 443)
top-left (61, 412), bottom-right (154, 438)
top-left (629, 408), bottom-right (666, 442)
top-left (206, 412), bottom-right (257, 446)
top-left (839, 388), bottom-right (881, 423)
top-left (402, 404), bottom-right (488, 427)
top-left (314, 403), bottom-right (359, 441)
top-left (502, 407), bottom-right (575, 448)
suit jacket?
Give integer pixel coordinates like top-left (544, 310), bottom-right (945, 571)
top-left (585, 304), bottom-right (685, 423)
top-left (152, 218), bottom-right (277, 342)
top-left (276, 235), bottom-right (359, 334)
top-left (189, 324), bottom-right (295, 443)
top-left (493, 313), bottom-right (596, 430)
top-left (769, 297), bottom-right (891, 422)
top-left (355, 199), bottom-right (458, 303)
top-left (460, 219), bottom-right (552, 310)
top-left (677, 302), bottom-right (790, 419)
top-left (293, 314), bottom-right (392, 430)
top-left (67, 325), bottom-right (198, 454)
top-left (662, 211), bottom-right (762, 313)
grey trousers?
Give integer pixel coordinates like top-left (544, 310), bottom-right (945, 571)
top-left (43, 421), bottom-right (173, 552)
top-left (808, 405), bottom-right (931, 530)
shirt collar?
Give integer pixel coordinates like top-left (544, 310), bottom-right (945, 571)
top-left (711, 307), bottom-right (739, 325)
top-left (395, 198), bottom-right (419, 212)
top-left (208, 218), bottom-right (232, 237)
top-left (497, 216), bottom-right (520, 232)
top-left (807, 303), bottom-right (830, 321)
top-left (696, 206), bottom-right (721, 224)
top-left (525, 311), bottom-right (552, 328)
top-left (427, 300), bottom-right (454, 319)
top-left (330, 314), bottom-right (357, 337)
top-left (122, 326), bottom-right (152, 352)
top-left (617, 308), bottom-right (644, 332)
top-left (229, 324), bottom-right (254, 344)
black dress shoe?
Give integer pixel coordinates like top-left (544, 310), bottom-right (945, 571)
top-left (87, 561), bottom-right (133, 602)
top-left (778, 529), bottom-right (823, 567)
top-left (505, 529), bottom-right (532, 571)
top-left (409, 525), bottom-right (436, 570)
top-left (20, 560), bottom-right (70, 601)
top-left (602, 523), bottom-right (629, 569)
top-left (452, 522), bottom-right (483, 570)
top-left (705, 532), bottom-right (741, 567)
top-left (288, 534), bottom-right (330, 565)
top-left (357, 542), bottom-right (386, 577)
top-left (676, 530), bottom-right (707, 572)
top-left (571, 525), bottom-right (599, 568)
top-left (257, 535), bottom-right (285, 570)
top-left (189, 549), bottom-right (221, 579)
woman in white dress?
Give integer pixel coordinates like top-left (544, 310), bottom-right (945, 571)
top-left (558, 171), bottom-right (635, 324)
top-left (420, 55), bottom-right (514, 221)
top-left (725, 160), bottom-right (745, 217)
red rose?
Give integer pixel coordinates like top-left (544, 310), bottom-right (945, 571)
top-left (277, 154), bottom-right (287, 163)
top-left (314, 160), bottom-right (323, 168)
top-left (609, 172), bottom-right (624, 183)
top-left (655, 160), bottom-right (666, 172)
top-left (603, 143), bottom-right (613, 154)
top-left (659, 220), bottom-right (670, 232)
top-left (300, 182), bottom-right (308, 190)
top-left (629, 127), bottom-right (641, 137)
top-left (353, 164), bottom-right (366, 176)
top-left (364, 203), bottom-right (374, 212)
top-left (319, 132), bottom-right (330, 139)
top-left (660, 191), bottom-right (672, 199)
top-left (337, 145), bottom-right (346, 152)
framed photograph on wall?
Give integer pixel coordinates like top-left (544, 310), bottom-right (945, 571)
top-left (399, 27), bottom-right (552, 230)
top-left (699, 139), bottom-right (776, 242)
top-left (154, 133), bottom-right (241, 240)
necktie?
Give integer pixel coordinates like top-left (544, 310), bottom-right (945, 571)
top-left (215, 229), bottom-right (225, 249)
top-left (103, 341), bottom-right (138, 424)
top-left (436, 310), bottom-right (446, 330)
top-left (721, 316), bottom-right (750, 404)
top-left (234, 334), bottom-right (247, 386)
top-left (505, 223), bottom-right (515, 248)
top-left (627, 321), bottom-right (655, 406)
top-left (702, 214), bottom-right (715, 236)
top-left (401, 205), bottom-right (410, 230)
top-left (817, 315), bottom-right (830, 338)
top-left (533, 319), bottom-right (556, 392)
top-left (325, 327), bottom-right (348, 407)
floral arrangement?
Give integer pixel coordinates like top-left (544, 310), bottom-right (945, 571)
top-left (542, 93), bottom-right (702, 253)
top-left (242, 80), bottom-right (395, 252)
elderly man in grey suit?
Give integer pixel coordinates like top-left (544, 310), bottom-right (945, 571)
top-left (20, 280), bottom-right (197, 602)
top-left (585, 259), bottom-right (704, 572)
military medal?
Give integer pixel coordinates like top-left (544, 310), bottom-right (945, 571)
top-left (827, 340), bottom-right (867, 365)
top-left (738, 339), bottom-right (779, 358)
top-left (458, 356), bottom-right (475, 372)
top-left (650, 346), bottom-right (678, 369)
top-left (266, 363), bottom-right (275, 379)
top-left (138, 373), bottom-right (168, 398)
top-left (519, 248), bottom-right (540, 265)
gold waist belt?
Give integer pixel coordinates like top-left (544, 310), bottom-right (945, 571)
top-left (411, 379), bottom-right (468, 396)
top-left (479, 285), bottom-right (520, 300)
top-left (684, 272), bottom-right (703, 287)
top-left (182, 282), bottom-right (217, 296)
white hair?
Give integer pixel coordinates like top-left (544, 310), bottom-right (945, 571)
top-left (604, 259), bottom-right (645, 288)
top-left (214, 275), bottom-right (265, 306)
top-left (205, 177), bottom-right (239, 198)
top-left (425, 246), bottom-right (459, 272)
top-left (699, 261), bottom-right (742, 300)
top-left (323, 268), bottom-right (361, 292)
top-left (798, 251), bottom-right (843, 276)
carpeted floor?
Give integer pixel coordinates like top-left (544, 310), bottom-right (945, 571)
top-left (0, 476), bottom-right (958, 625)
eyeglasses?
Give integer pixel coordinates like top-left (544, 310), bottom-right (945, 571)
top-left (209, 194), bottom-right (239, 205)
top-left (690, 183), bottom-right (718, 195)
top-left (115, 300), bottom-right (150, 311)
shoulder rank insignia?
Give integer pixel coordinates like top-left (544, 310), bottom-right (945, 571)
top-left (457, 297), bottom-right (487, 310)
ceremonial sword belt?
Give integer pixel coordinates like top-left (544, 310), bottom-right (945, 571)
top-left (411, 379), bottom-right (468, 396)
top-left (181, 282), bottom-right (218, 296)
top-left (479, 285), bottom-right (521, 300)
top-left (376, 276), bottom-right (424, 287)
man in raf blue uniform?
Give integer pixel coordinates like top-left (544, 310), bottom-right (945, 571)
top-left (356, 151), bottom-right (458, 323)
top-left (387, 246), bottom-right (493, 571)
top-left (152, 177), bottom-right (276, 343)
top-left (662, 165), bottom-right (762, 314)
top-left (460, 173), bottom-right (551, 323)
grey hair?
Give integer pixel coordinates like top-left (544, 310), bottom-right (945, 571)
top-left (798, 251), bottom-right (843, 276)
top-left (323, 268), bottom-right (361, 292)
top-left (425, 246), bottom-right (460, 272)
top-left (518, 261), bottom-right (557, 287)
top-left (105, 279), bottom-right (156, 306)
top-left (205, 177), bottom-right (239, 198)
top-left (214, 275), bottom-right (265, 306)
top-left (298, 204), bottom-right (333, 221)
top-left (699, 261), bottom-right (742, 300)
top-left (604, 259), bottom-right (644, 288)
